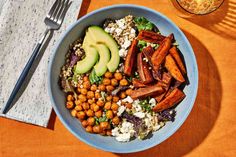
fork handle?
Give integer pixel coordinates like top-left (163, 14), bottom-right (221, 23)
top-left (2, 29), bottom-right (50, 114)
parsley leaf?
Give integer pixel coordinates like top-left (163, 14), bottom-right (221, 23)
top-left (134, 17), bottom-right (155, 31)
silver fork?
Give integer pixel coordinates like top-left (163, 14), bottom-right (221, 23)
top-left (2, 0), bottom-right (72, 114)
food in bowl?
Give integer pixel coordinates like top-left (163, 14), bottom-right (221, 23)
top-left (59, 15), bottom-right (187, 142)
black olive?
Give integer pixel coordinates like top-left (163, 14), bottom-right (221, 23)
top-left (103, 18), bottom-right (115, 29)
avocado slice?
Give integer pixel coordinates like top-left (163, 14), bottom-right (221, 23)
top-left (74, 35), bottom-right (99, 74)
top-left (86, 34), bottom-right (110, 76)
top-left (87, 26), bottom-right (120, 72)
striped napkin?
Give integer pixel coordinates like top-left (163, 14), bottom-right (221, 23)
top-left (0, 0), bottom-right (82, 127)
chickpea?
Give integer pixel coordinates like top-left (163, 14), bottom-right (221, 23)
top-left (119, 92), bottom-right (126, 99)
top-left (104, 71), bottom-right (113, 78)
top-left (66, 101), bottom-right (74, 109)
top-left (76, 111), bottom-right (86, 120)
top-left (95, 92), bottom-right (101, 99)
top-left (111, 78), bottom-right (118, 86)
top-left (104, 102), bottom-right (111, 110)
top-left (106, 85), bottom-right (114, 92)
top-left (125, 103), bottom-right (132, 109)
top-left (77, 87), bottom-right (81, 93)
top-left (82, 102), bottom-right (90, 110)
top-left (125, 89), bottom-right (133, 96)
top-left (83, 76), bottom-right (89, 82)
top-left (74, 105), bottom-right (83, 111)
top-left (93, 104), bottom-right (100, 112)
top-left (112, 96), bottom-right (119, 102)
top-left (98, 84), bottom-right (106, 91)
top-left (111, 103), bottom-right (119, 111)
top-left (106, 110), bottom-right (113, 119)
top-left (93, 125), bottom-right (101, 133)
top-left (82, 120), bottom-right (88, 127)
top-left (103, 78), bottom-right (111, 85)
top-left (90, 103), bottom-right (97, 111)
top-left (87, 91), bottom-right (94, 99)
top-left (75, 100), bottom-right (82, 106)
top-left (86, 109), bottom-right (94, 117)
top-left (80, 88), bottom-right (88, 95)
top-left (112, 116), bottom-right (120, 125)
top-left (85, 125), bottom-right (93, 133)
top-left (106, 95), bottom-right (112, 101)
top-left (83, 81), bottom-right (91, 89)
top-left (87, 117), bottom-right (95, 126)
top-left (90, 84), bottom-right (97, 91)
top-left (95, 110), bottom-right (102, 118)
top-left (67, 94), bottom-right (74, 101)
top-left (107, 123), bottom-right (111, 130)
top-left (120, 79), bottom-right (128, 86)
top-left (71, 109), bottom-right (77, 117)
top-left (100, 130), bottom-right (106, 136)
top-left (78, 94), bottom-right (87, 102)
top-left (100, 121), bottom-right (109, 130)
top-left (97, 100), bottom-right (104, 107)
top-left (114, 72), bottom-right (122, 80)
top-left (88, 99), bottom-right (95, 105)
top-left (106, 130), bottom-right (112, 136)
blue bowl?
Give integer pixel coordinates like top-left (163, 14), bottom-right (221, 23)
top-left (48, 4), bottom-right (198, 153)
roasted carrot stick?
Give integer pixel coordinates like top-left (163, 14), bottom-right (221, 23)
top-left (169, 46), bottom-right (186, 74)
top-left (151, 35), bottom-right (172, 70)
top-left (142, 46), bottom-right (154, 63)
top-left (137, 53), bottom-right (153, 84)
top-left (132, 78), bottom-right (147, 88)
top-left (164, 54), bottom-right (185, 83)
top-left (155, 72), bottom-right (172, 102)
top-left (130, 85), bottom-right (164, 99)
top-left (124, 39), bottom-right (138, 76)
top-left (153, 88), bottom-right (185, 112)
top-left (137, 30), bottom-right (165, 44)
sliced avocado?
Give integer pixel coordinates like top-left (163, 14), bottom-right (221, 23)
top-left (74, 35), bottom-right (99, 74)
top-left (87, 26), bottom-right (120, 72)
top-left (86, 34), bottom-right (110, 76)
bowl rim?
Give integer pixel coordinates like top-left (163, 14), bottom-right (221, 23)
top-left (48, 4), bottom-right (199, 153)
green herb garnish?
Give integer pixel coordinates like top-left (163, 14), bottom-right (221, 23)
top-left (137, 40), bottom-right (147, 51)
top-left (139, 98), bottom-right (152, 113)
top-left (134, 17), bottom-right (155, 31)
top-left (98, 116), bottom-right (108, 122)
top-left (89, 69), bottom-right (103, 85)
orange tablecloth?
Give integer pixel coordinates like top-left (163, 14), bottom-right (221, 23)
top-left (1, 0), bottom-right (236, 156)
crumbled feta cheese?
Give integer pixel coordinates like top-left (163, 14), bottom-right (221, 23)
top-left (116, 19), bottom-right (126, 29)
top-left (130, 28), bottom-right (136, 34)
top-left (120, 121), bottom-right (134, 133)
top-left (110, 27), bottom-right (115, 33)
top-left (132, 100), bottom-right (142, 112)
top-left (122, 96), bottom-right (133, 103)
top-left (117, 100), bottom-right (122, 106)
top-left (143, 57), bottom-right (148, 62)
top-left (117, 105), bottom-right (126, 116)
top-left (134, 112), bottom-right (145, 119)
top-left (115, 28), bottom-right (123, 36)
top-left (112, 121), bottom-right (135, 142)
top-left (149, 98), bottom-right (156, 108)
top-left (111, 127), bottom-right (120, 136)
top-left (119, 48), bottom-right (127, 58)
top-left (115, 133), bottom-right (132, 142)
top-left (122, 39), bottom-right (131, 49)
